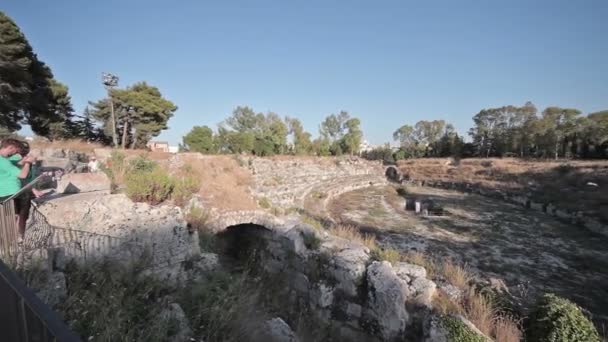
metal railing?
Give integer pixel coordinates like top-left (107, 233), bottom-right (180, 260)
top-left (0, 259), bottom-right (80, 341)
top-left (0, 175), bottom-right (45, 263)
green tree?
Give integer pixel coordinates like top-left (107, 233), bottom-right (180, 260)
top-left (182, 126), bottom-right (216, 153)
top-left (341, 118), bottom-right (363, 154)
top-left (0, 11), bottom-right (75, 137)
top-left (540, 107), bottom-right (581, 159)
top-left (90, 82), bottom-right (177, 148)
top-left (320, 111), bottom-right (350, 142)
top-left (286, 117), bottom-right (312, 155)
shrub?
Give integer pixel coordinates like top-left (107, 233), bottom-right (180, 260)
top-left (493, 315), bottom-right (522, 342)
top-left (125, 167), bottom-right (174, 205)
top-left (464, 289), bottom-right (495, 336)
top-left (58, 257), bottom-right (176, 342)
top-left (102, 151), bottom-right (128, 192)
top-left (442, 258), bottom-right (471, 289)
top-left (172, 175), bottom-right (201, 207)
top-left (129, 155), bottom-right (157, 172)
top-left (527, 293), bottom-right (600, 342)
top-left (441, 315), bottom-right (487, 342)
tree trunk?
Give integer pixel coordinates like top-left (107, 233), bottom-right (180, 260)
top-left (122, 119), bottom-right (129, 149)
top-left (131, 127), bottom-right (137, 149)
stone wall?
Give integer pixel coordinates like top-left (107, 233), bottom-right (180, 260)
top-left (248, 157), bottom-right (387, 209)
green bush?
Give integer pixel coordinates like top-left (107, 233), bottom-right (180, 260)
top-left (527, 293), bottom-right (600, 342)
top-left (125, 167), bottom-right (174, 205)
top-left (441, 316), bottom-right (486, 342)
top-left (130, 155), bottom-right (157, 172)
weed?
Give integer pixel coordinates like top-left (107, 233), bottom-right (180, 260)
top-left (372, 247), bottom-right (401, 264)
top-left (493, 315), bottom-right (522, 342)
top-left (302, 216), bottom-right (325, 230)
top-left (258, 197), bottom-right (271, 209)
top-left (442, 258), bottom-right (471, 289)
top-left (464, 289), bottom-right (495, 336)
top-left (303, 233), bottom-right (321, 250)
top-left (331, 224), bottom-right (377, 250)
top-left (172, 168), bottom-right (202, 207)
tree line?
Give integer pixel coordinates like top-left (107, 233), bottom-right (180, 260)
top-left (2, 11), bottom-right (607, 159)
top-left (181, 108), bottom-right (363, 156)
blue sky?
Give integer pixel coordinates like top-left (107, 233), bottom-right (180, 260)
top-left (5, 0), bottom-right (608, 145)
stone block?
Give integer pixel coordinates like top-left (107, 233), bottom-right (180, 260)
top-left (56, 172), bottom-right (111, 194)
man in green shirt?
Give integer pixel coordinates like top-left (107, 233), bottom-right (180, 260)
top-left (0, 138), bottom-right (34, 240)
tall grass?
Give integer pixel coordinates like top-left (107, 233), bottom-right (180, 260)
top-left (331, 224), bottom-right (377, 250)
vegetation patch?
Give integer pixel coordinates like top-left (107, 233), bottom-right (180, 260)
top-left (125, 166), bottom-right (174, 205)
top-left (527, 293), bottom-right (600, 342)
top-left (440, 315), bottom-right (487, 342)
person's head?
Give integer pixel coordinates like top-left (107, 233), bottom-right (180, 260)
top-left (18, 141), bottom-right (30, 157)
top-left (0, 139), bottom-right (24, 157)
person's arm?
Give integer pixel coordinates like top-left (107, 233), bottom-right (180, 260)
top-left (17, 162), bottom-right (31, 179)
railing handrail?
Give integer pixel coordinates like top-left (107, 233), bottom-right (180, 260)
top-left (0, 174), bottom-right (45, 205)
top-left (0, 259), bottom-right (81, 341)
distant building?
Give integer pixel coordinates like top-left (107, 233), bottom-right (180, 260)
top-left (168, 146), bottom-right (179, 153)
top-left (147, 141), bottom-right (169, 152)
top-left (359, 140), bottom-right (374, 153)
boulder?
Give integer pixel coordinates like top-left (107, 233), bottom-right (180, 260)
top-left (394, 262), bottom-right (427, 280)
top-left (263, 317), bottom-right (298, 342)
top-left (322, 237), bottom-right (370, 297)
top-left (56, 172), bottom-right (111, 194)
top-left (366, 261), bottom-right (410, 340)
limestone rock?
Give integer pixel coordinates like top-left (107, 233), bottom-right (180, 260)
top-left (322, 237), bottom-right (370, 297)
top-left (394, 262), bottom-right (427, 280)
top-left (263, 317), bottom-right (298, 342)
top-left (410, 277), bottom-right (437, 307)
top-left (366, 261), bottom-right (410, 340)
top-left (56, 172), bottom-right (111, 194)
top-left (158, 303), bottom-right (193, 342)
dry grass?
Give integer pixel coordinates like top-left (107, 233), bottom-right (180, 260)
top-left (401, 251), bottom-right (437, 278)
top-left (331, 224), bottom-right (377, 250)
top-left (442, 258), bottom-right (472, 289)
top-left (465, 289), bottom-right (496, 336)
top-left (397, 158), bottom-right (608, 218)
top-left (432, 288), bottom-right (463, 315)
top-left (30, 138), bottom-right (105, 153)
top-left (174, 154), bottom-right (256, 211)
top-left (373, 248), bottom-right (401, 264)
top-left (493, 315), bottom-right (523, 342)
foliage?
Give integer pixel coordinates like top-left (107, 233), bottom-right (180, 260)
top-left (58, 257), bottom-right (177, 342)
top-left (129, 155), bottom-right (157, 172)
top-left (90, 82), bottom-right (177, 148)
top-left (172, 175), bottom-right (201, 207)
top-left (178, 269), bottom-right (265, 342)
top-left (527, 293), bottom-right (600, 342)
top-left (440, 316), bottom-right (487, 342)
top-left (182, 125), bottom-right (216, 153)
top-left (102, 151), bottom-right (128, 192)
top-left (125, 166), bottom-right (174, 205)
top-left (0, 12), bottom-right (78, 138)
top-left (302, 215), bottom-right (325, 230)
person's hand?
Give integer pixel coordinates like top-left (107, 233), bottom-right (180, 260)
top-left (22, 155), bottom-right (36, 164)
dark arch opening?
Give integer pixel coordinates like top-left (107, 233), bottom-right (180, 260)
top-left (215, 223), bottom-right (272, 271)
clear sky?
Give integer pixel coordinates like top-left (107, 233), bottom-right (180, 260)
top-left (5, 0), bottom-right (608, 146)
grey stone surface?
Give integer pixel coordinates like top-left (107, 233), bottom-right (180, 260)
top-left (56, 172), bottom-right (111, 194)
top-left (264, 317), bottom-right (298, 342)
top-left (366, 261), bottom-right (410, 340)
top-left (394, 262), bottom-right (427, 280)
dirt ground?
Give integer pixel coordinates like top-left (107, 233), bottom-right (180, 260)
top-left (329, 185), bottom-right (608, 326)
top-left (397, 158), bottom-right (608, 221)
